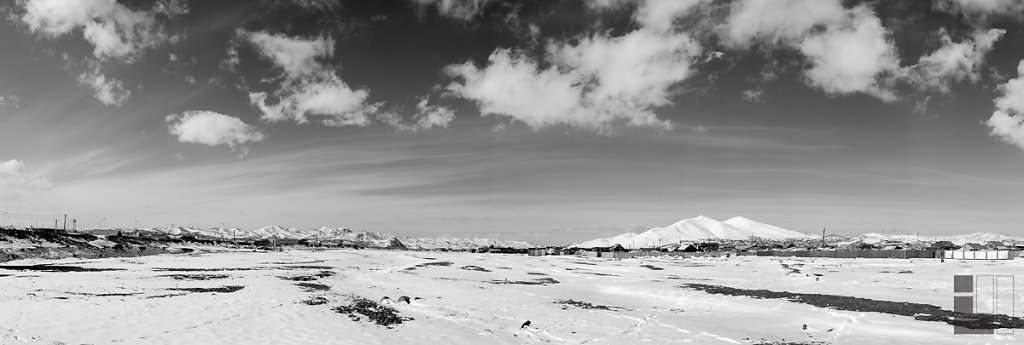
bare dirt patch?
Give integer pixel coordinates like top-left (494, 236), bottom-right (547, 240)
top-left (488, 277), bottom-right (560, 285)
top-left (461, 265), bottom-right (491, 272)
top-left (160, 274), bottom-right (229, 281)
top-left (168, 285), bottom-right (245, 293)
top-left (0, 264), bottom-right (123, 272)
top-left (333, 296), bottom-right (414, 327)
top-left (296, 282), bottom-right (330, 292)
top-left (555, 299), bottom-right (621, 311)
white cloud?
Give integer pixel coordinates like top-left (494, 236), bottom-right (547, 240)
top-left (0, 159), bottom-right (51, 190)
top-left (907, 28), bottom-right (1004, 93)
top-left (797, 6), bottom-right (901, 101)
top-left (446, 0), bottom-right (700, 132)
top-left (0, 95), bottom-right (20, 109)
top-left (722, 0), bottom-right (847, 48)
top-left (411, 0), bottom-right (488, 21)
top-left (241, 31), bottom-right (379, 127)
top-left (248, 73), bottom-right (377, 126)
top-left (77, 66), bottom-right (130, 106)
top-left (634, 0), bottom-right (705, 32)
top-left (166, 110), bottom-right (265, 149)
top-left (379, 97), bottom-right (456, 132)
top-left (244, 31), bottom-right (334, 77)
top-left (935, 0), bottom-right (1024, 24)
top-left (984, 60), bottom-right (1024, 150)
top-left (446, 49), bottom-right (586, 129)
top-left (19, 0), bottom-right (180, 62)
top-left (723, 1), bottom-right (902, 101)
top-left (550, 28), bottom-right (700, 117)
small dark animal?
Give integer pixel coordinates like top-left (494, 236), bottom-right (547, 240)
top-left (802, 324), bottom-right (807, 330)
top-left (520, 320), bottom-right (531, 329)
top-left (397, 296), bottom-right (411, 304)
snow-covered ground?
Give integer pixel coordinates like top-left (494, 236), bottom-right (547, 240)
top-left (0, 250), bottom-right (1020, 344)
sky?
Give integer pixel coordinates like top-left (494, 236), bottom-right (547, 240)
top-left (1, 0), bottom-right (1024, 244)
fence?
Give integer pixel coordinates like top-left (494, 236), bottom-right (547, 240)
top-left (943, 250), bottom-right (1017, 260)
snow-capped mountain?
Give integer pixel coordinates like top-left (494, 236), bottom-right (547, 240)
top-left (848, 232), bottom-right (1024, 246)
top-left (571, 215), bottom-right (815, 248)
top-left (722, 216), bottom-right (816, 240)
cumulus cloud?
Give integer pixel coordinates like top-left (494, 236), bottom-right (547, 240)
top-left (722, 0), bottom-right (847, 48)
top-left (723, 0), bottom-right (901, 101)
top-left (935, 0), bottom-right (1024, 24)
top-left (797, 6), bottom-right (901, 101)
top-left (0, 95), bottom-right (20, 109)
top-left (445, 1), bottom-right (701, 132)
top-left (379, 97), bottom-right (456, 132)
top-left (984, 60), bottom-right (1024, 150)
top-left (166, 111), bottom-right (265, 149)
top-left (248, 74), bottom-right (378, 126)
top-left (0, 160), bottom-right (51, 190)
top-left (245, 31), bottom-right (334, 77)
top-left (446, 50), bottom-right (585, 129)
top-left (906, 28), bottom-right (1004, 93)
top-left (411, 0), bottom-right (489, 21)
top-left (77, 66), bottom-right (130, 106)
top-left (241, 31), bottom-right (379, 127)
top-left (19, 0), bottom-right (184, 62)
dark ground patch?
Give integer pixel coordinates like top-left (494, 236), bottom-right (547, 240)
top-left (495, 266), bottom-right (512, 270)
top-left (69, 292), bottom-right (140, 297)
top-left (264, 260), bottom-right (326, 265)
top-left (573, 261), bottom-right (597, 265)
top-left (154, 267), bottom-right (258, 272)
top-left (405, 261), bottom-right (454, 271)
top-left (527, 272), bottom-right (547, 276)
top-left (488, 277), bottom-right (560, 285)
top-left (296, 282), bottom-right (330, 292)
top-left (461, 265), bottom-right (491, 272)
top-left (160, 274), bottom-right (229, 281)
top-left (279, 275), bottom-right (318, 281)
top-left (640, 265), bottom-right (664, 271)
top-left (0, 264), bottom-right (123, 272)
top-left (333, 296), bottom-right (413, 327)
top-left (301, 295), bottom-right (330, 305)
top-left (147, 293), bottom-right (188, 299)
top-left (580, 271), bottom-right (619, 277)
top-left (681, 283), bottom-right (1024, 330)
top-left (278, 265), bottom-right (334, 270)
top-left (168, 285), bottom-right (245, 293)
top-left (555, 299), bottom-right (620, 311)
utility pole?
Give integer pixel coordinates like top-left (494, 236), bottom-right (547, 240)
top-left (63, 214), bottom-right (67, 232)
top-left (821, 227), bottom-right (826, 248)
top-left (72, 219), bottom-right (77, 231)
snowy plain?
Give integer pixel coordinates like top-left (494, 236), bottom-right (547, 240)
top-left (0, 249), bottom-right (1020, 345)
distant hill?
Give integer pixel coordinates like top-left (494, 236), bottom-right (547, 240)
top-left (847, 232), bottom-right (1024, 246)
top-left (571, 215), bottom-right (815, 248)
top-left (135, 226), bottom-right (536, 250)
